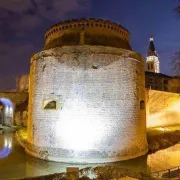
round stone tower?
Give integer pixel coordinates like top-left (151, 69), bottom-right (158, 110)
top-left (27, 18), bottom-right (148, 163)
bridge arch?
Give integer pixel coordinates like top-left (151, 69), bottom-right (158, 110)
top-left (0, 98), bottom-right (14, 126)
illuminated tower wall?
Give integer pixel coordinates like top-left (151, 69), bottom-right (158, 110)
top-left (146, 34), bottom-right (160, 73)
top-left (26, 19), bottom-right (148, 163)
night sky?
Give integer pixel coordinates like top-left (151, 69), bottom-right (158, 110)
top-left (0, 0), bottom-right (180, 90)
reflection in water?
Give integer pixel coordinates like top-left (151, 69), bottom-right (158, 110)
top-left (0, 131), bottom-right (148, 179)
top-left (0, 135), bottom-right (12, 158)
top-left (148, 144), bottom-right (180, 173)
top-left (26, 153), bottom-right (148, 177)
top-left (0, 130), bottom-right (180, 179)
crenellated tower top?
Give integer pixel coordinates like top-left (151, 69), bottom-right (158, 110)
top-left (44, 18), bottom-right (131, 50)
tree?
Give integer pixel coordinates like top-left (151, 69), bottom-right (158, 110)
top-left (175, 5), bottom-right (180, 17)
top-left (172, 2), bottom-right (180, 76)
top-left (172, 51), bottom-right (180, 76)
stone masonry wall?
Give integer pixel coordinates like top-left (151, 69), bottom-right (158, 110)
top-left (146, 89), bottom-right (180, 128)
top-left (27, 45), bottom-right (148, 163)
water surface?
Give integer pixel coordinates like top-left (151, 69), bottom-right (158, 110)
top-left (0, 129), bottom-right (179, 179)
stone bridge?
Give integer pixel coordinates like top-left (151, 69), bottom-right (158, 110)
top-left (0, 91), bottom-right (28, 126)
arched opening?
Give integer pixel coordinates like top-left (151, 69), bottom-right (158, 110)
top-left (140, 100), bottom-right (145, 110)
top-left (0, 136), bottom-right (12, 158)
top-left (0, 98), bottom-right (13, 126)
top-left (43, 100), bottom-right (57, 110)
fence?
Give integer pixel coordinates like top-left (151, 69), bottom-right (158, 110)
top-left (151, 166), bottom-right (180, 179)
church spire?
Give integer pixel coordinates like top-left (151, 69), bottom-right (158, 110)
top-left (147, 33), bottom-right (158, 57)
top-left (146, 33), bottom-right (160, 73)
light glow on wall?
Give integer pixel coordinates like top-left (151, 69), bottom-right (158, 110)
top-left (55, 100), bottom-right (106, 151)
top-left (5, 107), bottom-right (9, 114)
top-left (9, 107), bottom-right (13, 114)
top-left (147, 98), bottom-right (180, 128)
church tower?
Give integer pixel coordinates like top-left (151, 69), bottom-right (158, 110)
top-left (146, 33), bottom-right (160, 73)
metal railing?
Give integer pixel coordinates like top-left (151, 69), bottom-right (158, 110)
top-left (151, 166), bottom-right (180, 179)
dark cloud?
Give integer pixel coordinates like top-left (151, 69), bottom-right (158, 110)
top-left (14, 30), bottom-right (28, 38)
top-left (1, 0), bottom-right (91, 34)
top-left (0, 9), bottom-right (9, 18)
top-left (0, 76), bottom-right (17, 90)
top-left (0, 0), bottom-right (92, 89)
top-left (9, 14), bottom-right (42, 30)
top-left (0, 0), bottom-right (91, 21)
top-left (0, 0), bottom-right (33, 13)
top-left (35, 0), bottom-right (91, 21)
top-left (0, 42), bottom-right (36, 76)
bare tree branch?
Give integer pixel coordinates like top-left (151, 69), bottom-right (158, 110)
top-left (172, 2), bottom-right (180, 76)
top-left (172, 50), bottom-right (180, 76)
top-left (174, 5), bottom-right (180, 17)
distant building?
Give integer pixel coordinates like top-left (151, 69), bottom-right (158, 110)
top-left (146, 33), bottom-right (160, 73)
top-left (145, 34), bottom-right (177, 92)
top-left (168, 77), bottom-right (180, 93)
top-left (145, 71), bottom-right (171, 91)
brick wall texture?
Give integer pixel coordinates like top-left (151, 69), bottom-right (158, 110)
top-left (27, 45), bottom-right (148, 163)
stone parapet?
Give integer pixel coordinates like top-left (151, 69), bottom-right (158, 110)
top-left (44, 18), bottom-right (131, 50)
